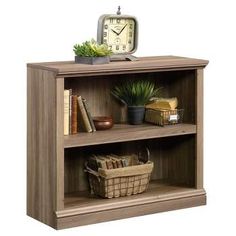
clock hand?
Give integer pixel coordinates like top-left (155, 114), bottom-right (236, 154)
top-left (111, 29), bottom-right (119, 35)
top-left (117, 24), bottom-right (127, 35)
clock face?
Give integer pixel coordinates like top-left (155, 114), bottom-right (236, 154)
top-left (102, 17), bottom-right (136, 54)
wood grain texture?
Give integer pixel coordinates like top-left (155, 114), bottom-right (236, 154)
top-left (149, 135), bottom-right (195, 187)
top-left (56, 193), bottom-right (206, 229)
top-left (27, 56), bottom-right (209, 77)
top-left (62, 180), bottom-right (204, 214)
top-left (164, 70), bottom-right (196, 123)
top-left (64, 148), bottom-right (89, 193)
top-left (56, 79), bottom-right (65, 210)
top-left (64, 123), bottom-right (196, 148)
top-left (196, 69), bottom-right (204, 188)
top-left (27, 68), bottom-right (57, 227)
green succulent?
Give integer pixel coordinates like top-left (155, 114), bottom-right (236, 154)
top-left (73, 39), bottom-right (112, 57)
top-left (111, 80), bottom-right (162, 106)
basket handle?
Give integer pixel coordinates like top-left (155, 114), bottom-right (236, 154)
top-left (84, 162), bottom-right (101, 181)
top-left (138, 147), bottom-right (150, 163)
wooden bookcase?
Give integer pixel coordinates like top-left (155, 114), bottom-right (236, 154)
top-left (27, 56), bottom-right (208, 229)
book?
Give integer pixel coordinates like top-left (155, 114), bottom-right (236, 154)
top-left (96, 156), bottom-right (107, 169)
top-left (121, 157), bottom-right (130, 167)
top-left (146, 97), bottom-right (178, 110)
top-left (77, 96), bottom-right (93, 133)
top-left (69, 94), bottom-right (72, 134)
top-left (105, 158), bottom-right (113, 169)
top-left (82, 98), bottom-right (96, 132)
top-left (111, 158), bottom-right (118, 168)
top-left (71, 95), bottom-right (78, 134)
top-left (122, 155), bottom-right (133, 166)
top-left (64, 90), bottom-right (70, 135)
top-left (109, 154), bottom-right (123, 168)
top-left (131, 154), bottom-right (139, 165)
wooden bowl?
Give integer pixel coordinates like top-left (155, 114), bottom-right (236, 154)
top-left (92, 116), bottom-right (114, 130)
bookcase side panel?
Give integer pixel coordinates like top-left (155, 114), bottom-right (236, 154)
top-left (196, 69), bottom-right (204, 189)
top-left (56, 78), bottom-right (65, 210)
top-left (27, 67), bottom-right (57, 227)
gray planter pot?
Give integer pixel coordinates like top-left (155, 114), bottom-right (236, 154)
top-left (127, 106), bottom-right (145, 125)
top-left (75, 56), bottom-right (110, 65)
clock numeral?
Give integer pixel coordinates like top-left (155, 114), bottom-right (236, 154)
top-left (116, 45), bottom-right (119, 51)
top-left (109, 45), bottom-right (112, 50)
top-left (110, 18), bottom-right (113, 23)
top-left (117, 19), bottom-right (120, 24)
top-left (104, 24), bottom-right (108, 29)
top-left (123, 45), bottom-right (126, 50)
top-left (129, 32), bottom-right (132, 37)
top-left (104, 32), bottom-right (107, 37)
top-left (103, 39), bottom-right (107, 44)
top-left (129, 24), bottom-right (133, 30)
top-left (128, 40), bottom-right (132, 44)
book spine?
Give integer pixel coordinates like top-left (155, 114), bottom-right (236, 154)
top-left (96, 156), bottom-right (107, 169)
top-left (82, 98), bottom-right (96, 132)
top-left (69, 94), bottom-right (72, 134)
top-left (77, 96), bottom-right (92, 133)
top-left (110, 154), bottom-right (124, 168)
top-left (116, 160), bottom-right (123, 168)
top-left (106, 159), bottom-right (113, 169)
top-left (64, 90), bottom-right (70, 135)
top-left (71, 95), bottom-right (78, 134)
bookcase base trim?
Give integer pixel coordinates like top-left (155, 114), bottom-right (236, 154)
top-left (55, 193), bottom-right (206, 230)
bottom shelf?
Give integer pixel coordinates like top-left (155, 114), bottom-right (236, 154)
top-left (55, 181), bottom-right (206, 229)
top-left (61, 180), bottom-right (205, 215)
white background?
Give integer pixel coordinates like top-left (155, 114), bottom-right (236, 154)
top-left (0, 0), bottom-right (236, 235)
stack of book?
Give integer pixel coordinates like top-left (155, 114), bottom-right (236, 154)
top-left (64, 89), bottom-right (96, 135)
top-left (88, 154), bottom-right (140, 171)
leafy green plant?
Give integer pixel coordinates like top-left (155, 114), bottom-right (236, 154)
top-left (73, 39), bottom-right (112, 57)
top-left (111, 80), bottom-right (162, 106)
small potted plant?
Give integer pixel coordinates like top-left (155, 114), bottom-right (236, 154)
top-left (111, 80), bottom-right (161, 125)
top-left (73, 39), bottom-right (112, 65)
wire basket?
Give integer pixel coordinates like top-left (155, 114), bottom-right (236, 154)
top-left (85, 149), bottom-right (154, 199)
top-left (145, 108), bottom-right (184, 126)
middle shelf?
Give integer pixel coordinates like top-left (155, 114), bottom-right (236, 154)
top-left (64, 123), bottom-right (196, 148)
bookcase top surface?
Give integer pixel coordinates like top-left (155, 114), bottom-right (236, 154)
top-left (27, 56), bottom-right (208, 77)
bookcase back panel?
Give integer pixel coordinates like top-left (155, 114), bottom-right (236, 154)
top-left (64, 70), bottom-right (196, 124)
top-left (64, 135), bottom-right (195, 194)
